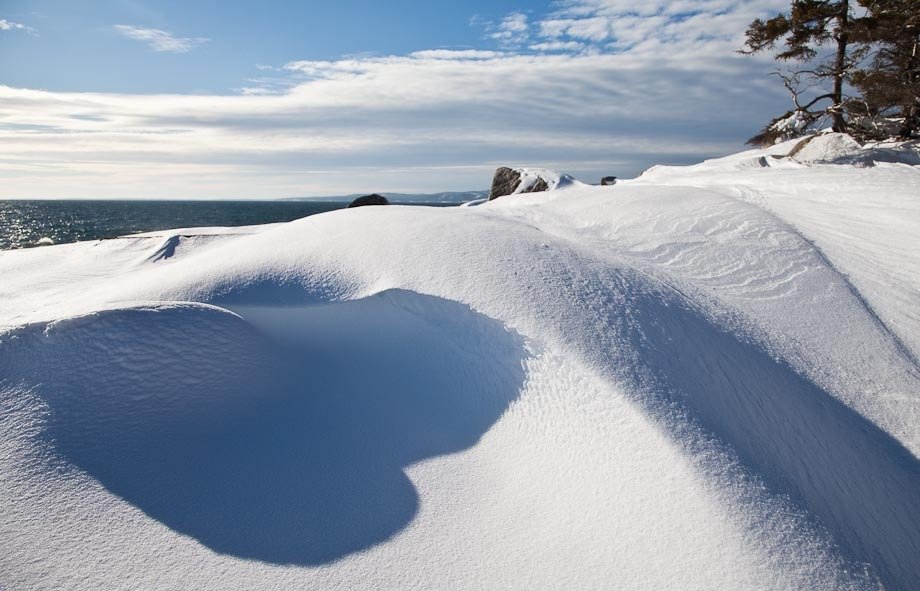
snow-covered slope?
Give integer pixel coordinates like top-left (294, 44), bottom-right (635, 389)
top-left (634, 137), bottom-right (920, 363)
top-left (1, 143), bottom-right (919, 590)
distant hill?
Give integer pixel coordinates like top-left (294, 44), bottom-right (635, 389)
top-left (283, 190), bottom-right (488, 204)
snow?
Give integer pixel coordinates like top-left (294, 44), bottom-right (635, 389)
top-left (2, 139), bottom-right (919, 590)
top-left (127, 223), bottom-right (282, 237)
top-left (790, 132), bottom-right (865, 163)
top-left (784, 132), bottom-right (919, 166)
top-left (770, 110), bottom-right (809, 136)
top-left (510, 167), bottom-right (579, 194)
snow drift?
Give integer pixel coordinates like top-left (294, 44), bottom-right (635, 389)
top-left (1, 138), bottom-right (919, 590)
top-left (788, 133), bottom-right (920, 166)
top-left (1, 294), bottom-right (526, 567)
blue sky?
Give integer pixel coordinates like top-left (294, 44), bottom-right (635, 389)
top-left (1, 0), bottom-right (528, 93)
top-left (0, 0), bottom-right (790, 198)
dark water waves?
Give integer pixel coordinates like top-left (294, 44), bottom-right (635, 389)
top-left (0, 200), bottom-right (379, 250)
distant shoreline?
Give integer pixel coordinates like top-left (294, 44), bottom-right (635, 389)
top-left (0, 198), bottom-right (471, 251)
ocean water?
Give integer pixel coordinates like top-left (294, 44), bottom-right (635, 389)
top-left (0, 200), bottom-right (454, 250)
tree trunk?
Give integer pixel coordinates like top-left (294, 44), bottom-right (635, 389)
top-left (899, 39), bottom-right (919, 138)
top-left (832, 0), bottom-right (849, 132)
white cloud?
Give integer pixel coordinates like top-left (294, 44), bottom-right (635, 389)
top-left (282, 59), bottom-right (370, 78)
top-left (540, 17), bottom-right (611, 42)
top-left (236, 87), bottom-right (280, 96)
top-left (538, 0), bottom-right (788, 54)
top-left (489, 12), bottom-right (530, 48)
top-left (0, 18), bottom-right (33, 33)
top-left (0, 44), bottom-right (786, 198)
top-left (114, 25), bottom-right (208, 53)
top-left (530, 40), bottom-right (586, 52)
top-left (410, 49), bottom-right (506, 60)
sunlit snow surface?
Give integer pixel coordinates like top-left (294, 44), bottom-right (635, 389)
top-left (2, 140), bottom-right (919, 590)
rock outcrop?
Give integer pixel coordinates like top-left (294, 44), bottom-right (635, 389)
top-left (488, 168), bottom-right (524, 200)
top-left (488, 167), bottom-right (566, 200)
top-left (347, 194), bottom-right (390, 208)
top-left (601, 176), bottom-right (617, 186)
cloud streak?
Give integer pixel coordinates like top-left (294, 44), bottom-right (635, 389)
top-left (537, 0), bottom-right (789, 55)
top-left (114, 25), bottom-right (208, 53)
top-left (490, 12), bottom-right (530, 48)
top-left (0, 18), bottom-right (34, 33)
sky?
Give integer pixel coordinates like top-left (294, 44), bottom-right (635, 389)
top-left (0, 0), bottom-right (792, 199)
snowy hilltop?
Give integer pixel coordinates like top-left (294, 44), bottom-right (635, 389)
top-left (1, 135), bottom-right (919, 590)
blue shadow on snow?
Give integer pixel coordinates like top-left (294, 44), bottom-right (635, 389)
top-left (8, 290), bottom-right (527, 565)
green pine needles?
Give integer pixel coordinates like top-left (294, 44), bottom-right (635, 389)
top-left (742, 0), bottom-right (919, 144)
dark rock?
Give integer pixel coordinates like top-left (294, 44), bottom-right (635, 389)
top-left (530, 177), bottom-right (549, 193)
top-left (347, 194), bottom-right (389, 208)
top-left (601, 176), bottom-right (618, 186)
top-left (488, 168), bottom-right (551, 201)
top-left (488, 167), bottom-right (522, 200)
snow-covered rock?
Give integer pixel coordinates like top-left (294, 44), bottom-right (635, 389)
top-left (789, 132), bottom-right (864, 163)
top-left (784, 132), bottom-right (920, 166)
top-left (487, 166), bottom-right (575, 200)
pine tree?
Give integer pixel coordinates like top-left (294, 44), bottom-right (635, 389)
top-left (741, 0), bottom-right (855, 143)
top-left (850, 0), bottom-right (920, 138)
